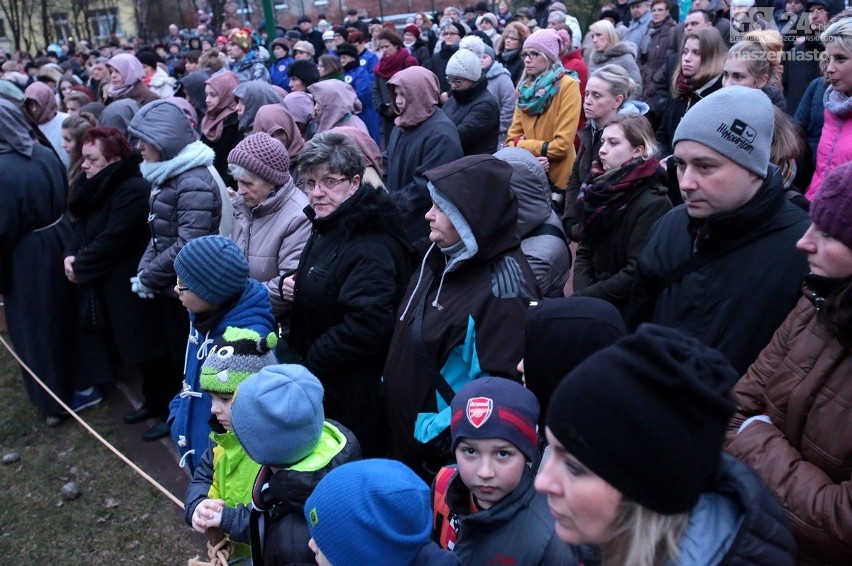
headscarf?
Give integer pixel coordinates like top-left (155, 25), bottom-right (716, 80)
top-left (97, 98), bottom-right (140, 139)
top-left (233, 80), bottom-right (282, 132)
top-left (308, 80), bottom-right (363, 134)
top-left (24, 82), bottom-right (58, 125)
top-left (0, 98), bottom-right (35, 157)
top-left (282, 91), bottom-right (315, 126)
top-left (201, 71), bottom-right (239, 142)
top-left (107, 54), bottom-right (146, 99)
top-left (252, 103), bottom-right (305, 157)
top-left (331, 126), bottom-right (383, 176)
top-left (179, 70), bottom-right (211, 116)
top-left (387, 67), bottom-right (439, 129)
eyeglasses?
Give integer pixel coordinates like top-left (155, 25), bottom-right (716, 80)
top-left (441, 30), bottom-right (460, 37)
top-left (809, 6), bottom-right (827, 13)
top-left (504, 35), bottom-right (520, 41)
top-left (176, 278), bottom-right (189, 292)
top-left (521, 50), bottom-right (542, 59)
top-left (301, 176), bottom-right (350, 192)
top-left (446, 76), bottom-right (468, 86)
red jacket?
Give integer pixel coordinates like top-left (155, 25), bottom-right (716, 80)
top-left (561, 49), bottom-right (588, 147)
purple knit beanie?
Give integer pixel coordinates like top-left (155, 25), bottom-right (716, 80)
top-left (228, 132), bottom-right (291, 186)
top-left (523, 28), bottom-right (568, 64)
top-left (451, 376), bottom-right (540, 461)
top-left (810, 161), bottom-right (852, 249)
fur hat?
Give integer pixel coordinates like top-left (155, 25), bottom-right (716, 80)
top-left (228, 132), bottom-right (291, 186)
top-left (547, 324), bottom-right (737, 514)
top-left (305, 459), bottom-right (432, 565)
top-left (199, 327), bottom-right (278, 394)
top-left (173, 235), bottom-right (249, 305)
top-left (451, 377), bottom-right (540, 461)
top-left (810, 161), bottom-right (852, 250)
top-left (336, 43), bottom-right (358, 59)
top-left (287, 59), bottom-right (319, 85)
top-left (673, 86), bottom-right (774, 178)
top-left (446, 46), bottom-right (482, 81)
top-left (231, 364), bottom-right (325, 466)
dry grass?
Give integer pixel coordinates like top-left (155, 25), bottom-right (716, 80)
top-left (0, 337), bottom-right (203, 564)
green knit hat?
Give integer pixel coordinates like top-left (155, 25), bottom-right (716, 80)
top-left (200, 327), bottom-right (279, 394)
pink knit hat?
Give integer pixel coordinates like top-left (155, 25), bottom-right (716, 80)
top-left (228, 132), bottom-right (291, 186)
top-left (522, 28), bottom-right (569, 63)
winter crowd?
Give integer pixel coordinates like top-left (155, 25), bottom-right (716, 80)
top-left (0, 0), bottom-right (851, 563)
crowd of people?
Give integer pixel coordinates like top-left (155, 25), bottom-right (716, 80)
top-left (1, 0), bottom-right (851, 563)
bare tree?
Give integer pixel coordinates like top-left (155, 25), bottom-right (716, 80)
top-left (0, 0), bottom-right (36, 51)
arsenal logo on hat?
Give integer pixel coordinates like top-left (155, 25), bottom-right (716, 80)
top-left (466, 397), bottom-right (493, 428)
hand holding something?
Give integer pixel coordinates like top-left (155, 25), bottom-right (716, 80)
top-left (191, 498), bottom-right (225, 533)
top-left (280, 274), bottom-right (296, 302)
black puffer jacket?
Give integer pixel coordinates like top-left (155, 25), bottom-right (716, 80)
top-left (287, 185), bottom-right (413, 456)
top-left (248, 421), bottom-right (361, 566)
top-left (441, 76), bottom-right (500, 156)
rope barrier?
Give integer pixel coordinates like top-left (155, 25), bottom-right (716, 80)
top-left (0, 333), bottom-right (185, 510)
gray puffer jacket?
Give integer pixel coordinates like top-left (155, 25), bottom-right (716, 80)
top-left (129, 100), bottom-right (222, 291)
top-left (495, 147), bottom-right (571, 297)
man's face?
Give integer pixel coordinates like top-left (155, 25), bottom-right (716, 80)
top-left (630, 1), bottom-right (650, 19)
top-left (808, 4), bottom-right (829, 29)
top-left (299, 20), bottom-right (313, 33)
top-left (673, 140), bottom-right (763, 219)
top-left (651, 2), bottom-right (670, 23)
top-left (684, 13), bottom-right (712, 32)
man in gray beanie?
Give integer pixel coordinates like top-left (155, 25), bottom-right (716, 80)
top-left (627, 86), bottom-right (810, 377)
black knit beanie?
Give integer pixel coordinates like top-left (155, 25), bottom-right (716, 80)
top-left (546, 323), bottom-right (737, 514)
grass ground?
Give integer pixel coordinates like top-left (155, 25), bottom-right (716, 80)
top-left (0, 338), bottom-right (203, 564)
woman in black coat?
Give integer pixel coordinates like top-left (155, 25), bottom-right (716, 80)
top-left (63, 127), bottom-right (169, 414)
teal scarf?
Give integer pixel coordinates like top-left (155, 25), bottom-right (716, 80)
top-left (517, 63), bottom-right (566, 116)
top-left (140, 140), bottom-right (215, 187)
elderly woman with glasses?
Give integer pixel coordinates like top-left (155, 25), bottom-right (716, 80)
top-left (505, 28), bottom-right (582, 209)
top-left (279, 132), bottom-right (412, 458)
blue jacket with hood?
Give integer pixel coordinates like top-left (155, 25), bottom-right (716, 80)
top-left (168, 278), bottom-right (275, 473)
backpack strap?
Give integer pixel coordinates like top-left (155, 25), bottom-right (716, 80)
top-left (432, 466), bottom-right (458, 550)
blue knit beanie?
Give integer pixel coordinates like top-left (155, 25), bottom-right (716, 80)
top-left (173, 235), bottom-right (249, 305)
top-left (305, 459), bottom-right (432, 565)
top-left (230, 364), bottom-right (325, 467)
top-left (450, 376), bottom-right (540, 461)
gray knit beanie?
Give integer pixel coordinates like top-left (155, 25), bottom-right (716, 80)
top-left (446, 47), bottom-right (482, 82)
top-left (673, 86), bottom-right (774, 178)
top-left (174, 235), bottom-right (249, 305)
top-left (228, 132), bottom-right (291, 186)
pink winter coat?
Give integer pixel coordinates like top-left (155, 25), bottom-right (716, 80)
top-left (806, 107), bottom-right (852, 199)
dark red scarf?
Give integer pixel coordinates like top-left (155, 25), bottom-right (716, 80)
top-left (375, 47), bottom-right (416, 80)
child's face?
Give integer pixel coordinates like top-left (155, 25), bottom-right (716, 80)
top-left (308, 538), bottom-right (332, 566)
top-left (210, 392), bottom-right (235, 430)
top-left (455, 437), bottom-right (527, 509)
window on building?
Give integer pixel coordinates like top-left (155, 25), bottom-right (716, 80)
top-left (53, 13), bottom-right (71, 41)
top-left (87, 8), bottom-right (123, 39)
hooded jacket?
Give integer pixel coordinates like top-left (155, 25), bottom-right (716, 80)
top-left (726, 287), bottom-right (852, 564)
top-left (485, 60), bottom-right (517, 140)
top-left (233, 80), bottom-right (281, 132)
top-left (128, 100), bottom-right (222, 291)
top-left (23, 82), bottom-right (70, 168)
top-left (629, 167), bottom-right (810, 376)
top-left (230, 180), bottom-right (311, 320)
top-left (287, 185), bottom-right (413, 457)
top-left (441, 76), bottom-right (500, 156)
top-left (433, 465), bottom-right (577, 565)
top-left (495, 147), bottom-right (571, 297)
top-left (308, 80), bottom-right (368, 135)
top-left (384, 155), bottom-right (540, 478)
top-left (386, 67), bottom-right (464, 245)
top-left (168, 278), bottom-right (275, 473)
top-left (231, 50), bottom-right (271, 84)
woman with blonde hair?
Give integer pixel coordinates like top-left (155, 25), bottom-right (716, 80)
top-left (536, 324), bottom-right (797, 566)
top-left (496, 21), bottom-right (531, 85)
top-left (656, 27), bottom-right (726, 156)
top-left (724, 32), bottom-right (787, 109)
top-left (572, 114), bottom-right (670, 307)
top-left (505, 28), bottom-right (582, 208)
top-left (586, 20), bottom-right (642, 93)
